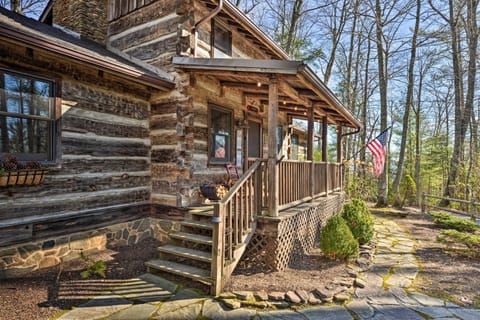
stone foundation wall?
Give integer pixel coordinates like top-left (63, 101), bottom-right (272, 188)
top-left (244, 192), bottom-right (346, 272)
top-left (0, 217), bottom-right (181, 279)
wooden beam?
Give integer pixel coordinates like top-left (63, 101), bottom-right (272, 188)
top-left (244, 92), bottom-right (291, 101)
top-left (268, 76), bottom-right (279, 217)
top-left (278, 79), bottom-right (310, 106)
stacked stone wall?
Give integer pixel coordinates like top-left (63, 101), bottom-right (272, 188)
top-left (0, 217), bottom-right (181, 279)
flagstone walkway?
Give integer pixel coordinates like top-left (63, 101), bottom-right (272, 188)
top-left (56, 217), bottom-right (480, 320)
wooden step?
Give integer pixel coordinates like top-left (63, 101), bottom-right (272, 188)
top-left (189, 209), bottom-right (214, 218)
top-left (145, 259), bottom-right (212, 284)
top-left (180, 220), bottom-right (213, 230)
top-left (188, 206), bottom-right (214, 214)
top-left (170, 232), bottom-right (213, 245)
top-left (158, 244), bottom-right (212, 263)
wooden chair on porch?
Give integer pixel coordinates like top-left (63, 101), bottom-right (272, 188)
top-left (225, 163), bottom-right (240, 187)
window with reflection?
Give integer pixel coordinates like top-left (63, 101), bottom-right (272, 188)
top-left (212, 20), bottom-right (232, 57)
top-left (209, 105), bottom-right (233, 164)
top-left (0, 70), bottom-right (55, 161)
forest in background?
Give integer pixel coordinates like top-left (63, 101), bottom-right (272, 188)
top-left (236, 0), bottom-right (479, 208)
top-left (2, 0), bottom-right (479, 207)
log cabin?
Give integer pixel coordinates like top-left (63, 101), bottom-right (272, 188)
top-left (0, 0), bottom-right (361, 294)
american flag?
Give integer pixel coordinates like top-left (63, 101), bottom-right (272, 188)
top-left (367, 127), bottom-right (390, 177)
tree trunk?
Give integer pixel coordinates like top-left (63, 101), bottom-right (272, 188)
top-left (392, 0), bottom-right (421, 206)
top-left (374, 0), bottom-right (388, 207)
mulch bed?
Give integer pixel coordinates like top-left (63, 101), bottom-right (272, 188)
top-left (0, 238), bottom-right (161, 320)
top-left (1, 207), bottom-right (479, 320)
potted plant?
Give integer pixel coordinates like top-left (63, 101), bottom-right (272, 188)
top-left (0, 156), bottom-right (48, 187)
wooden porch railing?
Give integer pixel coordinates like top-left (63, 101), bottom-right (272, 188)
top-left (211, 160), bottom-right (266, 295)
top-left (247, 159), bottom-right (344, 211)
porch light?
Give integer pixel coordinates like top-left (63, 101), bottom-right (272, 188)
top-left (294, 106), bottom-right (298, 111)
top-left (283, 100), bottom-right (286, 105)
top-left (257, 81), bottom-right (262, 87)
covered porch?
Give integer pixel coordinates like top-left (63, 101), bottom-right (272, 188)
top-left (174, 57), bottom-right (361, 216)
top-left (171, 57), bottom-right (360, 294)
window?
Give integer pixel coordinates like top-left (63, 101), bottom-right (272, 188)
top-left (212, 20), bottom-right (232, 57)
top-left (0, 70), bottom-right (56, 161)
top-left (209, 105), bottom-right (233, 164)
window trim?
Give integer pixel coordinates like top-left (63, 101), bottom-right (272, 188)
top-left (211, 19), bottom-right (232, 57)
top-left (0, 68), bottom-right (57, 162)
top-left (208, 104), bottom-right (234, 166)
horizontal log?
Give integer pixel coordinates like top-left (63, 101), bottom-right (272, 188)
top-left (62, 135), bottom-right (150, 157)
top-left (124, 34), bottom-right (177, 60)
top-left (151, 131), bottom-right (178, 145)
top-left (0, 172), bottom-right (150, 201)
top-left (150, 113), bottom-right (177, 130)
top-left (62, 112), bottom-right (149, 139)
top-left (0, 187), bottom-right (150, 219)
top-left (109, 0), bottom-right (177, 35)
top-left (152, 179), bottom-right (176, 194)
top-left (58, 157), bottom-right (150, 174)
top-left (151, 148), bottom-right (178, 163)
top-left (62, 82), bottom-right (149, 120)
top-left (32, 204), bottom-right (149, 240)
top-left (110, 13), bottom-right (180, 51)
top-left (0, 224), bottom-right (32, 247)
top-left (0, 203), bottom-right (150, 247)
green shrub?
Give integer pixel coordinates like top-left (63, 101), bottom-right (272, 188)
top-left (398, 174), bottom-right (416, 207)
top-left (342, 198), bottom-right (374, 245)
top-left (79, 251), bottom-right (106, 279)
top-left (320, 214), bottom-right (359, 260)
top-left (437, 229), bottom-right (480, 257)
top-left (430, 211), bottom-right (478, 232)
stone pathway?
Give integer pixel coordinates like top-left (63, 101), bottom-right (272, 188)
top-left (56, 217), bottom-right (480, 320)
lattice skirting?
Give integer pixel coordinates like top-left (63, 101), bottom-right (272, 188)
top-left (242, 192), bottom-right (346, 271)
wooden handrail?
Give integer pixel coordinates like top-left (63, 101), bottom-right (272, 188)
top-left (211, 159), bottom-right (265, 295)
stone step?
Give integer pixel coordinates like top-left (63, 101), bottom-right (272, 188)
top-left (170, 232), bottom-right (213, 245)
top-left (145, 259), bottom-right (212, 284)
top-left (180, 220), bottom-right (213, 230)
top-left (158, 244), bottom-right (212, 263)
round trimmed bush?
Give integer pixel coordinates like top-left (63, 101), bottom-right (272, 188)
top-left (320, 214), bottom-right (359, 260)
top-left (342, 198), bottom-right (374, 245)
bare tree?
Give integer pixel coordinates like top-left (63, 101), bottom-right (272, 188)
top-left (0, 0), bottom-right (47, 16)
top-left (392, 0), bottom-right (421, 205)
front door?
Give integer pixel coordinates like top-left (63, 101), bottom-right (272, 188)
top-left (247, 120), bottom-right (262, 158)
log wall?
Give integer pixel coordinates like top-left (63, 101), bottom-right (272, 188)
top-left (0, 43), bottom-right (154, 247)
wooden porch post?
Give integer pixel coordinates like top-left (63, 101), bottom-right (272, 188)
top-left (336, 126), bottom-right (342, 163)
top-left (322, 117), bottom-right (328, 162)
top-left (308, 104), bottom-right (315, 199)
top-left (322, 117), bottom-right (329, 196)
top-left (268, 76), bottom-right (279, 217)
top-left (307, 105), bottom-right (314, 161)
top-left (337, 126), bottom-right (343, 192)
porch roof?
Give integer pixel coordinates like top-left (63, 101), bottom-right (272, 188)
top-left (173, 57), bottom-right (361, 129)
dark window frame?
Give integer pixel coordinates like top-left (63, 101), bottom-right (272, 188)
top-left (208, 104), bottom-right (234, 166)
top-left (212, 19), bottom-right (232, 57)
top-left (0, 68), bottom-right (57, 162)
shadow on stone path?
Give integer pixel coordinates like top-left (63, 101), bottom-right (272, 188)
top-left (56, 217), bottom-right (480, 320)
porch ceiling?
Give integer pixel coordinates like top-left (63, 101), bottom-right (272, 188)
top-left (173, 57), bottom-right (361, 129)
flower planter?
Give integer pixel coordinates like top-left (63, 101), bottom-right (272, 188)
top-left (0, 169), bottom-right (49, 187)
top-left (200, 184), bottom-right (229, 200)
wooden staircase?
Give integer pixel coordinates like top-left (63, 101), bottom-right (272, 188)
top-left (146, 206), bottom-right (216, 289)
top-left (145, 160), bottom-right (266, 295)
